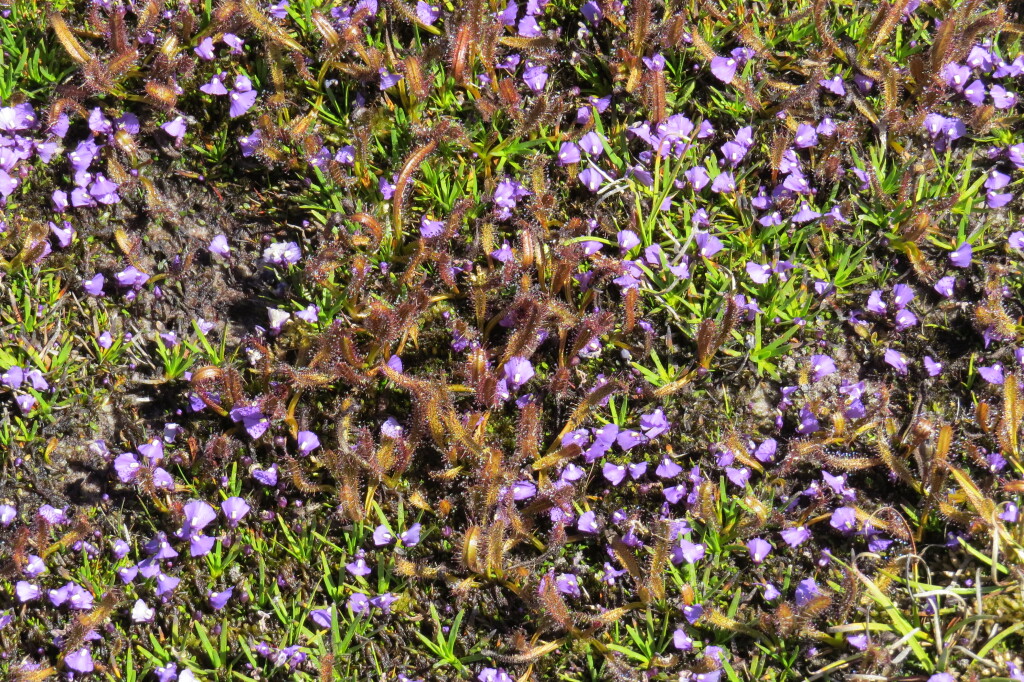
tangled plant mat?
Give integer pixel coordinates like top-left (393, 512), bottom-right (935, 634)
top-left (1, 0), bottom-right (1024, 680)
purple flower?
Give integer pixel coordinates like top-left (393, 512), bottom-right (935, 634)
top-left (726, 466), bottom-right (751, 487)
top-left (673, 628), bottom-right (694, 651)
top-left (348, 592), bottom-right (370, 615)
top-left (924, 356), bottom-right (943, 377)
top-left (221, 496), bottom-right (250, 526)
top-left (978, 363), bottom-right (1004, 385)
top-left (781, 526), bottom-right (811, 547)
top-left (642, 53), bottom-right (666, 71)
top-left (360, 61), bottom-right (396, 89)
top-left (416, 1), bottom-right (440, 24)
top-left (511, 480), bottom-right (536, 500)
top-left (795, 578), bottom-right (820, 607)
top-left (949, 242), bottom-right (973, 268)
top-left (50, 221), bottom-right (75, 247)
top-left (16, 391), bottom-right (37, 411)
top-left (578, 167), bottom-right (604, 192)
top-left (578, 131), bottom-right (604, 156)
top-left (720, 140), bottom-right (748, 167)
top-left (554, 573), bottom-right (580, 597)
top-left (820, 76), bottom-right (845, 95)
top-left (602, 462), bottom-right (627, 486)
top-left (522, 65), bottom-right (548, 92)
top-left (791, 203), bottom-right (821, 223)
top-left (16, 581), bottom-right (40, 602)
top-left (222, 32), bottom-right (244, 54)
top-left (746, 261), bottom-right (772, 284)
top-left (987, 190), bottom-right (1013, 208)
top-left (556, 141), bottom-right (581, 166)
top-left (694, 231), bottom-right (723, 258)
top-left (229, 76), bottom-right (258, 117)
top-left (24, 369), bottom-right (48, 394)
top-left (347, 557), bottom-right (372, 577)
top-left (51, 189), bottom-right (69, 213)
top-left (991, 85), bottom-right (1017, 109)
top-left (118, 565), bottom-right (139, 583)
top-left (560, 463), bottom-right (586, 483)
top-left (503, 356), bottom-right (534, 389)
top-left (65, 648), bottom-right (94, 673)
top-left (0, 504), bottom-right (15, 527)
top-left (478, 668), bottom-right (514, 682)
top-left (823, 471), bottom-right (854, 500)
top-left (183, 500), bottom-right (218, 535)
top-left (892, 283), bottom-right (914, 309)
top-left (655, 457), bottom-right (683, 479)
top-left (682, 604), bottom-right (704, 624)
top-left (685, 166), bottom-right (710, 191)
top-left (310, 608), bottom-right (332, 628)
top-left (942, 62), bottom-right (970, 90)
top-left (883, 348), bottom-right (909, 375)
top-left (894, 308), bottom-right (918, 331)
top-left (830, 506), bottom-right (858, 533)
top-left (0, 169), bottom-right (20, 198)
top-left (518, 15), bottom-right (542, 37)
top-left (710, 56), bottom-right (737, 83)
top-left (710, 171), bottom-right (735, 194)
top-left (239, 128), bottom-right (262, 156)
top-left (370, 592), bottom-right (398, 613)
top-left (1000, 503), bottom-right (1020, 523)
top-left (616, 429), bottom-right (645, 450)
top-left (262, 0), bottom-right (288, 19)
top-left (493, 178), bottom-right (530, 210)
top-left (155, 573), bottom-right (180, 596)
top-left (190, 534), bottom-right (216, 556)
top-left (673, 539), bottom-right (705, 564)
top-left (400, 523), bottom-right (422, 547)
top-left (797, 405), bottom-right (820, 434)
top-left (373, 524), bottom-right (395, 546)
top-left (963, 79), bottom-right (986, 105)
top-left (230, 405), bottom-right (270, 439)
top-left (249, 463), bottom-right (277, 486)
top-left (1, 366), bottom-right (23, 389)
top-left (380, 416), bottom-right (406, 439)
top-left (296, 430), bottom-right (320, 455)
top-left (817, 117), bottom-right (837, 136)
top-left (263, 241), bottom-right (301, 266)
top-left (152, 467), bottom-right (174, 490)
top-left (201, 74), bottom-right (229, 95)
top-left (113, 453), bottom-right (141, 483)
top-left (746, 538), bottom-right (772, 563)
top-left (753, 438), bottom-right (776, 463)
top-left (640, 408), bottom-right (670, 438)
top-left (794, 123), bottom-right (818, 148)
top-left (209, 587), bottom-right (233, 610)
top-left (580, 0), bottom-right (602, 24)
top-left (577, 510), bottom-right (598, 533)
top-left (208, 234), bottom-right (230, 257)
top-left (934, 276), bottom-right (955, 298)
top-left (663, 484), bottom-right (686, 504)
top-left (617, 229), bottom-right (640, 253)
top-left (145, 532), bottom-right (178, 560)
top-left (810, 354), bottom-right (836, 381)
top-left (115, 266), bottom-right (149, 289)
top-left (195, 36), bottom-right (216, 60)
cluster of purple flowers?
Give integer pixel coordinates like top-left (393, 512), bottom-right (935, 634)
top-left (1, 362), bottom-right (51, 414)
